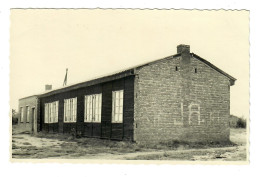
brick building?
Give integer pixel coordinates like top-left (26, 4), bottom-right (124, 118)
top-left (18, 95), bottom-right (38, 133)
top-left (17, 85), bottom-right (52, 134)
top-left (23, 44), bottom-right (236, 144)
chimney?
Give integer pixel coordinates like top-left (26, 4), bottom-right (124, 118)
top-left (45, 84), bottom-right (52, 91)
top-left (178, 44), bottom-right (191, 65)
top-left (177, 44), bottom-right (190, 54)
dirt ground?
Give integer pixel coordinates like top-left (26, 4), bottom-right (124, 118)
top-left (11, 126), bottom-right (247, 161)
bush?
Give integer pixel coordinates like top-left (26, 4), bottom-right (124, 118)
top-left (12, 117), bottom-right (18, 125)
top-left (236, 118), bottom-right (247, 128)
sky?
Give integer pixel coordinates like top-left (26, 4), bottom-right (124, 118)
top-left (9, 9), bottom-right (249, 119)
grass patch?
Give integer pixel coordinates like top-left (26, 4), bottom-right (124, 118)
top-left (13, 136), bottom-right (24, 139)
top-left (12, 152), bottom-right (33, 156)
top-left (12, 144), bottom-right (20, 149)
top-left (156, 140), bottom-right (237, 150)
top-left (22, 142), bottom-right (32, 146)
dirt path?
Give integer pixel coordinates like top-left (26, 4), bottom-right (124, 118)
top-left (12, 128), bottom-right (247, 161)
top-left (81, 146), bottom-right (245, 160)
top-left (13, 134), bottom-right (64, 148)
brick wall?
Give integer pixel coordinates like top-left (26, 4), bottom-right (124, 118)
top-left (134, 54), bottom-right (231, 144)
top-left (18, 96), bottom-right (38, 133)
top-left (134, 56), bottom-right (183, 143)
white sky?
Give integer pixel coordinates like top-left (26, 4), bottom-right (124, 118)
top-left (9, 9), bottom-right (249, 118)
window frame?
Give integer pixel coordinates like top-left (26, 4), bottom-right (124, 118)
top-left (84, 94), bottom-right (102, 123)
top-left (112, 90), bottom-right (124, 123)
top-left (44, 101), bottom-right (59, 124)
top-left (20, 107), bottom-right (24, 123)
top-left (64, 97), bottom-right (77, 123)
top-left (26, 106), bottom-right (30, 123)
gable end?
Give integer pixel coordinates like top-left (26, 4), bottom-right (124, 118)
top-left (191, 53), bottom-right (236, 86)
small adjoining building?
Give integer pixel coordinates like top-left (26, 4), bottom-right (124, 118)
top-left (18, 95), bottom-right (38, 133)
top-left (17, 85), bottom-right (52, 134)
top-left (20, 44), bottom-right (236, 144)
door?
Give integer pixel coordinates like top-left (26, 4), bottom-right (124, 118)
top-left (31, 108), bottom-right (35, 133)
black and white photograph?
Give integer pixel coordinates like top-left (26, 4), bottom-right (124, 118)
top-left (9, 9), bottom-right (249, 162)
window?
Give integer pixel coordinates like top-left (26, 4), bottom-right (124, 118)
top-left (44, 101), bottom-right (59, 123)
top-left (112, 90), bottom-right (124, 123)
top-left (84, 94), bottom-right (102, 123)
top-left (64, 98), bottom-right (77, 122)
top-left (20, 107), bottom-right (24, 123)
top-left (195, 68), bottom-right (197, 73)
top-left (26, 106), bottom-right (30, 122)
top-left (175, 66), bottom-right (178, 71)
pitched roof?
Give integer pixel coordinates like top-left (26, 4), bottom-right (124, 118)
top-left (34, 52), bottom-right (236, 98)
top-left (191, 53), bottom-right (236, 85)
top-left (38, 69), bottom-right (135, 98)
top-left (38, 53), bottom-right (181, 98)
top-left (19, 94), bottom-right (38, 100)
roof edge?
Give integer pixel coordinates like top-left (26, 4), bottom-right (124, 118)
top-left (38, 53), bottom-right (181, 98)
top-left (20, 52), bottom-right (236, 99)
top-left (19, 95), bottom-right (38, 100)
top-left (136, 53), bottom-right (181, 69)
top-left (191, 53), bottom-right (236, 86)
top-left (38, 69), bottom-right (135, 98)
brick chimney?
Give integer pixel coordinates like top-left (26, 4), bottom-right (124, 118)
top-left (177, 44), bottom-right (191, 65)
top-left (45, 84), bottom-right (52, 91)
top-left (177, 44), bottom-right (190, 54)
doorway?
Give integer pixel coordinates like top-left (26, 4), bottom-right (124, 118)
top-left (31, 107), bottom-right (35, 133)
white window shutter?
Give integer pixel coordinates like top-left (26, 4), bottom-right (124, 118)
top-left (49, 103), bottom-right (52, 123)
top-left (112, 92), bottom-right (115, 122)
top-left (75, 98), bottom-right (77, 122)
top-left (112, 90), bottom-right (123, 123)
top-left (64, 100), bottom-right (66, 122)
top-left (84, 96), bottom-right (86, 121)
top-left (99, 94), bottom-right (102, 122)
top-left (56, 101), bottom-right (59, 123)
top-left (44, 104), bottom-right (47, 123)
